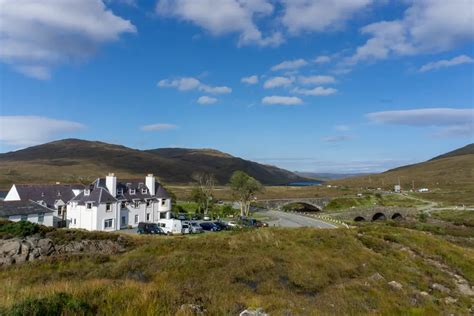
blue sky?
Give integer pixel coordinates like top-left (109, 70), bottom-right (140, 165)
top-left (0, 0), bottom-right (473, 173)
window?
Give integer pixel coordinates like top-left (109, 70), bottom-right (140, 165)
top-left (104, 219), bottom-right (113, 229)
top-left (38, 213), bottom-right (44, 223)
top-left (146, 199), bottom-right (151, 207)
top-left (121, 216), bottom-right (126, 226)
top-left (86, 202), bottom-right (93, 209)
top-left (134, 201), bottom-right (140, 208)
top-left (73, 218), bottom-right (76, 225)
top-left (161, 199), bottom-right (166, 206)
top-left (130, 189), bottom-right (136, 195)
top-left (160, 212), bottom-right (167, 219)
top-left (106, 203), bottom-right (112, 212)
top-left (84, 189), bottom-right (90, 196)
top-left (142, 188), bottom-right (147, 194)
top-left (134, 215), bottom-right (139, 224)
top-left (20, 215), bottom-right (28, 221)
top-left (117, 189), bottom-right (123, 195)
top-left (121, 201), bottom-right (126, 209)
top-left (146, 213), bottom-right (150, 221)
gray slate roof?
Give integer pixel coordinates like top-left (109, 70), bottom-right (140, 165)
top-left (14, 184), bottom-right (84, 208)
top-left (94, 178), bottom-right (170, 200)
top-left (0, 200), bottom-right (54, 217)
top-left (70, 187), bottom-right (117, 206)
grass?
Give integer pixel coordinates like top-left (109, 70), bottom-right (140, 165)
top-left (431, 210), bottom-right (474, 227)
top-left (1, 223), bottom-right (473, 315)
top-left (323, 193), bottom-right (427, 212)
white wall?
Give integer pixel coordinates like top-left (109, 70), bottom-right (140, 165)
top-left (8, 212), bottom-right (54, 227)
top-left (4, 185), bottom-right (20, 201)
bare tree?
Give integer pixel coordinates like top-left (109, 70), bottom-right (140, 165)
top-left (192, 172), bottom-right (216, 215)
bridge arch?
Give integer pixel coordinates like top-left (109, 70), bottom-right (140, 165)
top-left (372, 213), bottom-right (386, 221)
top-left (281, 202), bottom-right (322, 212)
top-left (391, 213), bottom-right (403, 220)
top-left (354, 216), bottom-right (366, 222)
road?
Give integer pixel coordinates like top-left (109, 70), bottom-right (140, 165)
top-left (261, 210), bottom-right (337, 229)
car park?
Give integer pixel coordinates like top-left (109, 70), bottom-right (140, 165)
top-left (199, 222), bottom-right (219, 231)
top-left (188, 221), bottom-right (203, 233)
top-left (213, 221), bottom-right (228, 230)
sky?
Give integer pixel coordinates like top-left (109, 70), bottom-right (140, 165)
top-left (0, 0), bottom-right (473, 173)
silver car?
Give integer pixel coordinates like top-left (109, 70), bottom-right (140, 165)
top-left (188, 221), bottom-right (203, 234)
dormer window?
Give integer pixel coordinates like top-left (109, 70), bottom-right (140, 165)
top-left (134, 200), bottom-right (140, 208)
top-left (142, 188), bottom-right (147, 194)
top-left (117, 188), bottom-right (123, 195)
top-left (86, 202), bottom-right (93, 209)
top-left (130, 189), bottom-right (136, 195)
top-left (84, 189), bottom-right (90, 196)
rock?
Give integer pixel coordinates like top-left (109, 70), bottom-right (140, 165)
top-left (369, 272), bottom-right (385, 281)
top-left (179, 304), bottom-right (206, 315)
top-left (240, 308), bottom-right (268, 316)
top-left (444, 297), bottom-right (458, 304)
top-left (1, 240), bottom-right (21, 255)
top-left (419, 291), bottom-right (430, 297)
top-left (38, 238), bottom-right (55, 256)
top-left (430, 283), bottom-right (450, 294)
top-left (388, 281), bottom-right (403, 290)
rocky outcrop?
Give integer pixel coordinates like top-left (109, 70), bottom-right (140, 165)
top-left (0, 236), bottom-right (126, 266)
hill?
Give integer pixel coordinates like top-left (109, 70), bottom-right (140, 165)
top-left (295, 172), bottom-right (372, 180)
top-left (332, 144), bottom-right (474, 196)
top-left (429, 143), bottom-right (474, 161)
top-left (0, 139), bottom-right (305, 189)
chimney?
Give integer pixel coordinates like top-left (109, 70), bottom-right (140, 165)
top-left (146, 174), bottom-right (155, 196)
top-left (106, 173), bottom-right (117, 197)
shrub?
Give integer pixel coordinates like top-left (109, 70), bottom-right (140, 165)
top-left (0, 220), bottom-right (51, 238)
top-left (6, 292), bottom-right (94, 316)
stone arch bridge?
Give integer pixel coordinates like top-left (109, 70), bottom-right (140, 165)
top-left (260, 198), bottom-right (332, 212)
top-left (329, 207), bottom-right (416, 222)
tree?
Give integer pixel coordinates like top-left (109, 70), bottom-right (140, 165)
top-left (229, 171), bottom-right (263, 217)
top-left (191, 172), bottom-right (216, 215)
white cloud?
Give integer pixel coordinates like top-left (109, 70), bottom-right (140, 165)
top-left (197, 96), bottom-right (218, 104)
top-left (156, 0), bottom-right (283, 46)
top-left (0, 0), bottom-right (136, 79)
top-left (321, 135), bottom-right (353, 142)
top-left (281, 0), bottom-right (373, 34)
top-left (348, 1), bottom-right (474, 64)
top-left (433, 124), bottom-right (474, 138)
top-left (0, 116), bottom-right (85, 146)
top-left (366, 108), bottom-right (474, 126)
top-left (335, 124), bottom-right (350, 132)
top-left (271, 59), bottom-right (308, 71)
top-left (157, 77), bottom-right (232, 94)
top-left (263, 76), bottom-right (294, 89)
top-left (262, 96), bottom-right (303, 105)
top-left (293, 86), bottom-right (337, 96)
top-left (419, 55), bottom-right (474, 72)
top-left (140, 123), bottom-right (178, 132)
top-left (314, 55), bottom-right (331, 64)
top-left (241, 75), bottom-right (259, 84)
top-left (298, 75), bottom-right (336, 85)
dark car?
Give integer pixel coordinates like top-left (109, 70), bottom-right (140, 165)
top-left (213, 221), bottom-right (228, 230)
top-left (199, 222), bottom-right (219, 232)
top-left (137, 222), bottom-right (165, 235)
top-left (254, 220), bottom-right (268, 228)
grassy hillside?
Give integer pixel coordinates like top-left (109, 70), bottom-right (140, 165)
top-left (0, 139), bottom-right (305, 189)
top-left (429, 143), bottom-right (474, 161)
top-left (1, 222), bottom-right (473, 315)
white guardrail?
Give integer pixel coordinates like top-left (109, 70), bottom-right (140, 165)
top-left (290, 211), bottom-right (350, 228)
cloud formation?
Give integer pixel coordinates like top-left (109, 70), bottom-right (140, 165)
top-left (263, 76), bottom-right (294, 89)
top-left (0, 116), bottom-right (85, 146)
top-left (419, 55), bottom-right (474, 72)
top-left (349, 1), bottom-right (474, 64)
top-left (293, 86), bottom-right (337, 96)
top-left (241, 75), bottom-right (259, 84)
top-left (321, 135), bottom-right (353, 142)
top-left (197, 96), bottom-right (218, 105)
top-left (0, 0), bottom-right (136, 79)
top-left (140, 123), bottom-right (178, 131)
top-left (298, 75), bottom-right (336, 85)
top-left (262, 96), bottom-right (303, 105)
top-left (158, 77), bottom-right (232, 94)
top-left (156, 0), bottom-right (282, 46)
top-left (271, 59), bottom-right (308, 71)
top-left (313, 55), bottom-right (331, 64)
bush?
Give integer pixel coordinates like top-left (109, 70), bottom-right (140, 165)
top-left (0, 220), bottom-right (51, 238)
top-left (7, 292), bottom-right (94, 316)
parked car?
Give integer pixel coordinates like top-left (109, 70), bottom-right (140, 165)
top-left (137, 222), bottom-right (165, 235)
top-left (227, 221), bottom-right (240, 228)
top-left (158, 219), bottom-right (186, 235)
top-left (181, 223), bottom-right (190, 234)
top-left (187, 221), bottom-right (203, 234)
top-left (255, 220), bottom-right (268, 228)
top-left (199, 222), bottom-right (219, 231)
top-left (178, 214), bottom-right (187, 221)
top-left (213, 221), bottom-right (228, 230)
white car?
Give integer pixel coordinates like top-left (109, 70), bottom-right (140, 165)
top-left (203, 215), bottom-right (211, 221)
top-left (181, 223), bottom-right (190, 234)
top-left (227, 221), bottom-right (240, 228)
top-left (188, 221), bottom-right (203, 234)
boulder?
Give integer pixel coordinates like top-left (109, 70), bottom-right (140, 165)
top-left (388, 281), bottom-right (403, 291)
top-left (369, 272), bottom-right (385, 282)
top-left (430, 283), bottom-right (450, 294)
top-left (38, 238), bottom-right (55, 256)
top-left (1, 240), bottom-right (21, 255)
top-left (240, 308), bottom-right (268, 316)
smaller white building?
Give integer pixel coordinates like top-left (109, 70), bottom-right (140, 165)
top-left (67, 173), bottom-right (172, 231)
top-left (0, 200), bottom-right (55, 226)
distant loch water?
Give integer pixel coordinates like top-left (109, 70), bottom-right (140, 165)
top-left (287, 181), bottom-right (323, 186)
